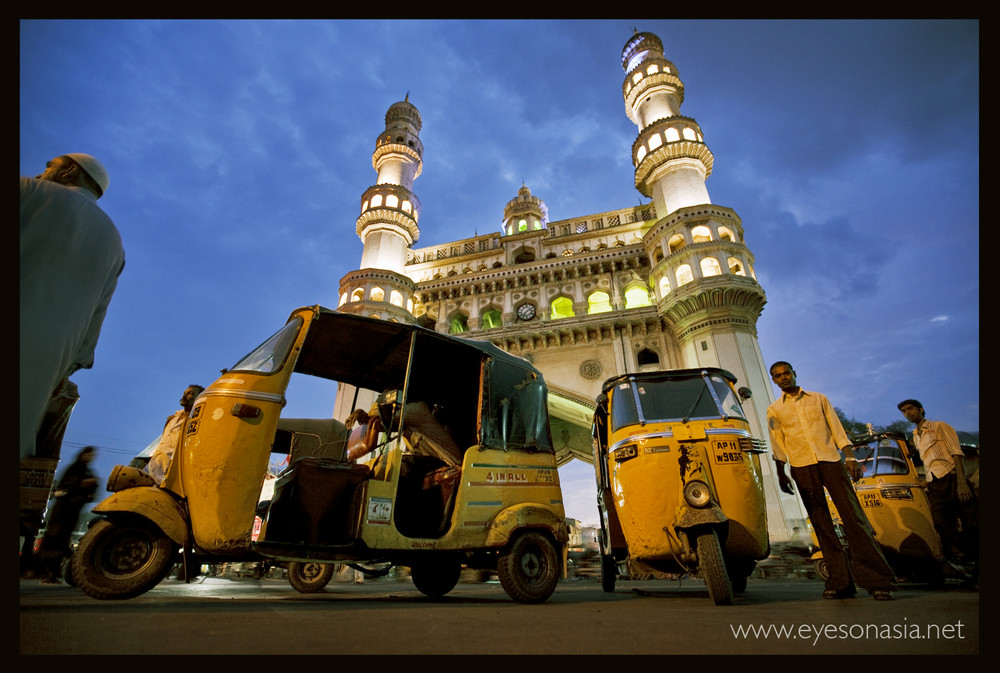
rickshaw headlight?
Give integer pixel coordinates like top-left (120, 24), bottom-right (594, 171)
top-left (683, 480), bottom-right (713, 508)
top-left (612, 444), bottom-right (638, 463)
top-left (880, 486), bottom-right (913, 500)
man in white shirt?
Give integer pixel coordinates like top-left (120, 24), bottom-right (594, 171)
top-left (147, 385), bottom-right (204, 485)
top-left (898, 399), bottom-right (978, 581)
top-left (20, 153), bottom-right (124, 462)
top-left (767, 361), bottom-right (895, 600)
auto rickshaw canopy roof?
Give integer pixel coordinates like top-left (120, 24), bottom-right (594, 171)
top-left (290, 307), bottom-right (553, 452)
top-left (599, 367), bottom-right (739, 395)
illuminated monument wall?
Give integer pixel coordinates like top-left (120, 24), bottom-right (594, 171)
top-left (334, 31), bottom-right (808, 543)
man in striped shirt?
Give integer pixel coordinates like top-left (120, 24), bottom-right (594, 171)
top-left (898, 399), bottom-right (978, 583)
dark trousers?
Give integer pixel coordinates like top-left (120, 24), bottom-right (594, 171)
top-left (927, 471), bottom-right (979, 567)
top-left (791, 461), bottom-right (895, 593)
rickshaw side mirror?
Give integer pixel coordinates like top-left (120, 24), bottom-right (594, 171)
top-left (738, 387), bottom-right (752, 400)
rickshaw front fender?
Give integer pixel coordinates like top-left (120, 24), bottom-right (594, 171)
top-left (673, 503), bottom-right (728, 534)
top-left (92, 487), bottom-right (190, 546)
top-left (485, 503), bottom-right (569, 548)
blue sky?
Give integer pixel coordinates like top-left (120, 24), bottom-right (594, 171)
top-left (20, 20), bottom-right (979, 526)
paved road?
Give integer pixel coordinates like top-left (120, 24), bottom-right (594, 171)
top-left (20, 575), bottom-right (978, 655)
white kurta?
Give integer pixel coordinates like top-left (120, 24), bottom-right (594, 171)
top-left (20, 177), bottom-right (125, 460)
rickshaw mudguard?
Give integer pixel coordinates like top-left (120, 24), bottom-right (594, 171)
top-left (485, 503), bottom-right (569, 548)
top-left (673, 502), bottom-right (728, 533)
top-left (92, 487), bottom-right (190, 546)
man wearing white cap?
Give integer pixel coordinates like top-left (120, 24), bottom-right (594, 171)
top-left (20, 153), bottom-right (125, 463)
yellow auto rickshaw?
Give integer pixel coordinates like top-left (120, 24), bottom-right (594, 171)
top-left (592, 368), bottom-right (770, 605)
top-left (810, 430), bottom-right (944, 584)
top-left (72, 307), bottom-right (568, 603)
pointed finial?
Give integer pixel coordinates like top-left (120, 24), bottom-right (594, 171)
top-left (405, 91), bottom-right (410, 102)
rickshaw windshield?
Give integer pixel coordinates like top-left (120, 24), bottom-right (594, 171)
top-left (230, 317), bottom-right (303, 374)
top-left (610, 373), bottom-right (744, 431)
top-left (851, 437), bottom-right (910, 478)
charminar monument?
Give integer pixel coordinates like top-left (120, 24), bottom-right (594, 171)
top-left (333, 29), bottom-right (808, 544)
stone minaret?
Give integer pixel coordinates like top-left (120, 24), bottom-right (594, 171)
top-left (622, 30), bottom-right (807, 543)
top-left (337, 95), bottom-right (422, 324)
top-left (333, 96), bottom-right (423, 419)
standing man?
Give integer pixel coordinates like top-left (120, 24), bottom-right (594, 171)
top-left (766, 361), bottom-right (895, 600)
top-left (20, 153), bottom-right (125, 462)
top-left (146, 385), bottom-right (204, 485)
top-left (897, 399), bottom-right (978, 582)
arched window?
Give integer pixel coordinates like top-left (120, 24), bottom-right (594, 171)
top-left (588, 291), bottom-right (612, 314)
top-left (361, 200), bottom-right (369, 212)
top-left (636, 145), bottom-right (647, 163)
top-left (481, 308), bottom-right (502, 329)
top-left (513, 247), bottom-right (535, 264)
top-left (666, 127), bottom-right (680, 142)
top-left (683, 127), bottom-right (697, 141)
top-left (676, 265), bottom-right (694, 287)
top-left (668, 234), bottom-right (686, 253)
top-left (658, 276), bottom-right (671, 297)
top-left (385, 194), bottom-right (399, 208)
top-left (637, 348), bottom-right (660, 366)
top-left (390, 290), bottom-right (404, 306)
top-left (401, 200), bottom-right (412, 213)
top-left (339, 292), bottom-right (348, 307)
top-left (449, 313), bottom-right (469, 334)
top-left (701, 257), bottom-right (722, 277)
top-left (718, 226), bottom-right (735, 242)
top-left (550, 296), bottom-right (575, 319)
top-left (351, 288), bottom-right (364, 302)
top-left (648, 134), bottom-right (662, 150)
top-left (370, 287), bottom-right (385, 302)
top-left (646, 64), bottom-right (659, 75)
top-left (624, 286), bottom-right (652, 309)
top-left (370, 194), bottom-right (383, 207)
top-left (727, 257), bottom-right (746, 276)
top-left (518, 219), bottom-right (528, 232)
top-left (691, 225), bottom-right (712, 243)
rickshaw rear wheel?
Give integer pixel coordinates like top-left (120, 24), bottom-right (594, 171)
top-left (287, 561), bottom-right (335, 593)
top-left (600, 554), bottom-right (616, 593)
top-left (696, 529), bottom-right (733, 606)
top-left (410, 557), bottom-right (461, 598)
top-left (71, 518), bottom-right (177, 600)
top-left (498, 531), bottom-right (560, 604)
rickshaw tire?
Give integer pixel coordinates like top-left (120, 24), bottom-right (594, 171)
top-left (287, 561), bottom-right (335, 593)
top-left (600, 554), bottom-right (616, 593)
top-left (696, 529), bottom-right (733, 606)
top-left (71, 518), bottom-right (177, 600)
top-left (497, 531), bottom-right (560, 604)
top-left (814, 557), bottom-right (830, 582)
top-left (410, 558), bottom-right (462, 598)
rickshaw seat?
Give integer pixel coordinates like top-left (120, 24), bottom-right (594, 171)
top-left (276, 418), bottom-right (349, 462)
top-left (265, 457), bottom-right (371, 546)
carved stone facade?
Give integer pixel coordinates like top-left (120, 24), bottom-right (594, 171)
top-left (334, 31), bottom-right (809, 543)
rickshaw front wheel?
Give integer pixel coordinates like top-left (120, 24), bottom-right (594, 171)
top-left (498, 531), bottom-right (560, 604)
top-left (814, 557), bottom-right (830, 582)
top-left (696, 529), bottom-right (733, 606)
top-left (71, 518), bottom-right (177, 600)
top-left (287, 561), bottom-right (335, 593)
top-left (410, 557), bottom-right (461, 598)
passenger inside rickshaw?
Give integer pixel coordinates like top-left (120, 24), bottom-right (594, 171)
top-left (342, 377), bottom-right (476, 538)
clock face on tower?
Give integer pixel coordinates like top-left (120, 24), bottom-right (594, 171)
top-left (516, 303), bottom-right (536, 321)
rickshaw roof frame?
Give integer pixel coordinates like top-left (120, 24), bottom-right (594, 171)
top-left (290, 306), bottom-right (540, 393)
top-left (599, 367), bottom-right (739, 396)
